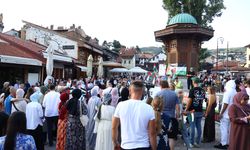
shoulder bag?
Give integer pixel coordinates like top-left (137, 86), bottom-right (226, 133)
top-left (79, 97), bottom-right (89, 126)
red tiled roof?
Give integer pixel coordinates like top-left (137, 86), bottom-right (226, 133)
top-left (120, 48), bottom-right (137, 58)
top-left (138, 53), bottom-right (154, 59)
top-left (0, 33), bottom-right (46, 63)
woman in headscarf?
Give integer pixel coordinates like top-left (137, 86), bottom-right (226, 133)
top-left (86, 86), bottom-right (102, 150)
top-left (228, 92), bottom-right (250, 150)
top-left (11, 89), bottom-right (28, 113)
top-left (26, 90), bottom-right (44, 150)
top-left (65, 89), bottom-right (87, 150)
top-left (94, 92), bottom-right (116, 150)
top-left (111, 87), bottom-right (119, 107)
top-left (56, 92), bottom-right (69, 150)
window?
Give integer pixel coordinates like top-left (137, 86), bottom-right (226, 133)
top-left (128, 60), bottom-right (131, 64)
top-left (124, 60), bottom-right (126, 64)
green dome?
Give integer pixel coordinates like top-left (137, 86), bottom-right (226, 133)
top-left (168, 13), bottom-right (198, 25)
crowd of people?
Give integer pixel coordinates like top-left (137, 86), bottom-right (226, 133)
top-left (0, 73), bottom-right (249, 150)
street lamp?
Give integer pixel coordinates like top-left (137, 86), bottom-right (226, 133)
top-left (216, 37), bottom-right (224, 73)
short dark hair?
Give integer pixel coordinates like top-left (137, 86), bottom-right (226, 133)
top-left (130, 80), bottom-right (145, 90)
top-left (49, 84), bottom-right (55, 90)
top-left (160, 80), bottom-right (169, 88)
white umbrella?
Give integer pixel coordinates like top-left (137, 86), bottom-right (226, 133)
top-left (87, 55), bottom-right (93, 78)
top-left (109, 68), bottom-right (129, 73)
top-left (129, 67), bottom-right (148, 74)
top-left (97, 57), bottom-right (103, 78)
top-left (44, 44), bottom-right (54, 85)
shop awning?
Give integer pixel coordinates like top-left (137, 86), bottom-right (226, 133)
top-left (0, 55), bottom-right (42, 66)
top-left (93, 61), bottom-right (124, 68)
top-left (110, 68), bottom-right (129, 73)
top-left (77, 65), bottom-right (88, 72)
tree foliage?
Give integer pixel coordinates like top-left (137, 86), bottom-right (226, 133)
top-left (162, 0), bottom-right (225, 27)
top-left (199, 48), bottom-right (211, 62)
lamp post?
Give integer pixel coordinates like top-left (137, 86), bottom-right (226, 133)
top-left (226, 41), bottom-right (229, 74)
top-left (216, 37), bottom-right (224, 73)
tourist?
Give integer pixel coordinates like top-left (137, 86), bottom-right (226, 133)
top-left (1, 82), bottom-right (10, 100)
top-left (186, 67), bottom-right (195, 90)
top-left (24, 87), bottom-right (34, 102)
top-left (185, 77), bottom-right (206, 147)
top-left (65, 89), bottom-right (87, 150)
top-left (42, 84), bottom-right (60, 146)
top-left (66, 78), bottom-right (71, 87)
top-left (95, 92), bottom-right (115, 150)
top-left (174, 77), bottom-right (183, 89)
top-left (56, 92), bottom-right (69, 150)
top-left (0, 111), bottom-right (8, 136)
top-left (214, 80), bottom-right (237, 149)
top-left (102, 80), bottom-right (113, 97)
top-left (228, 92), bottom-right (250, 150)
top-left (86, 87), bottom-right (101, 150)
top-left (151, 96), bottom-right (169, 150)
top-left (112, 81), bottom-right (157, 150)
top-left (118, 83), bottom-right (129, 103)
top-left (155, 80), bottom-right (180, 150)
top-left (203, 86), bottom-right (217, 143)
top-left (33, 87), bottom-right (44, 104)
top-left (111, 87), bottom-right (119, 107)
top-left (176, 89), bottom-right (192, 150)
top-left (4, 87), bottom-right (16, 115)
top-left (0, 111), bottom-right (36, 149)
top-left (26, 90), bottom-right (44, 150)
top-left (11, 89), bottom-right (27, 113)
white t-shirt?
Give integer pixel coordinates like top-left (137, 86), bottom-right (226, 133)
top-left (114, 99), bottom-right (155, 149)
top-left (11, 99), bottom-right (27, 113)
top-left (26, 102), bottom-right (43, 130)
top-left (221, 90), bottom-right (237, 119)
top-left (43, 91), bottom-right (61, 117)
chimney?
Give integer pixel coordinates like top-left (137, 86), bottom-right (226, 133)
top-left (50, 25), bottom-right (54, 30)
top-left (78, 26), bottom-right (81, 29)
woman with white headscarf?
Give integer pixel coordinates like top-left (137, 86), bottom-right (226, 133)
top-left (94, 92), bottom-right (115, 150)
top-left (111, 88), bottom-right (119, 107)
top-left (86, 86), bottom-right (102, 150)
top-left (11, 89), bottom-right (28, 113)
top-left (26, 90), bottom-right (44, 150)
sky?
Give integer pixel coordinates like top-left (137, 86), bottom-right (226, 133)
top-left (0, 0), bottom-right (250, 49)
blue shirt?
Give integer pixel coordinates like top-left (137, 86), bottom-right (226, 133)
top-left (0, 133), bottom-right (36, 150)
top-left (155, 89), bottom-right (179, 118)
top-left (4, 95), bottom-right (13, 115)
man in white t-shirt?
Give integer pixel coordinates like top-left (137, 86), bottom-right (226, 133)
top-left (214, 80), bottom-right (237, 149)
top-left (112, 81), bottom-right (156, 150)
top-left (42, 84), bottom-right (60, 146)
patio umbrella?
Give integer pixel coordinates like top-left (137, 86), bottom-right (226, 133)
top-left (87, 55), bottom-right (93, 78)
top-left (44, 44), bottom-right (54, 85)
top-left (97, 57), bottom-right (103, 78)
top-left (129, 67), bottom-right (148, 74)
top-left (109, 68), bottom-right (129, 73)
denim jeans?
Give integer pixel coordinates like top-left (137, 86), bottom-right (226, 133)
top-left (190, 112), bottom-right (203, 145)
top-left (181, 121), bottom-right (191, 148)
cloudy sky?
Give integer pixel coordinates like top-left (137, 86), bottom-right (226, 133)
top-left (0, 0), bottom-right (250, 49)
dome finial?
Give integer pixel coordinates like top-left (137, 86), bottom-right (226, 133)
top-left (178, 1), bottom-right (184, 13)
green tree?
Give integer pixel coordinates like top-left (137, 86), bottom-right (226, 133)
top-left (112, 40), bottom-right (122, 52)
top-left (162, 0), bottom-right (225, 27)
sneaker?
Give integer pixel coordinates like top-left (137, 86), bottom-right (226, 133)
top-left (194, 143), bottom-right (200, 148)
top-left (214, 143), bottom-right (228, 149)
top-left (190, 144), bottom-right (194, 148)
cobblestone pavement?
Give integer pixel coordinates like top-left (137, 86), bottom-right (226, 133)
top-left (45, 119), bottom-right (221, 150)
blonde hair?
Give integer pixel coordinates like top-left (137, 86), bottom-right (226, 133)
top-left (152, 96), bottom-right (164, 134)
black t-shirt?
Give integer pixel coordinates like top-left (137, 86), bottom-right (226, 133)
top-left (187, 71), bottom-right (195, 80)
top-left (188, 87), bottom-right (205, 112)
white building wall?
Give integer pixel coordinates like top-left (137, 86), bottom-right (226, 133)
top-left (25, 26), bottom-right (78, 59)
top-left (246, 47), bottom-right (250, 68)
top-left (122, 56), bottom-right (135, 69)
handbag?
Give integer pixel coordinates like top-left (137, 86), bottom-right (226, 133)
top-left (79, 97), bottom-right (89, 126)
